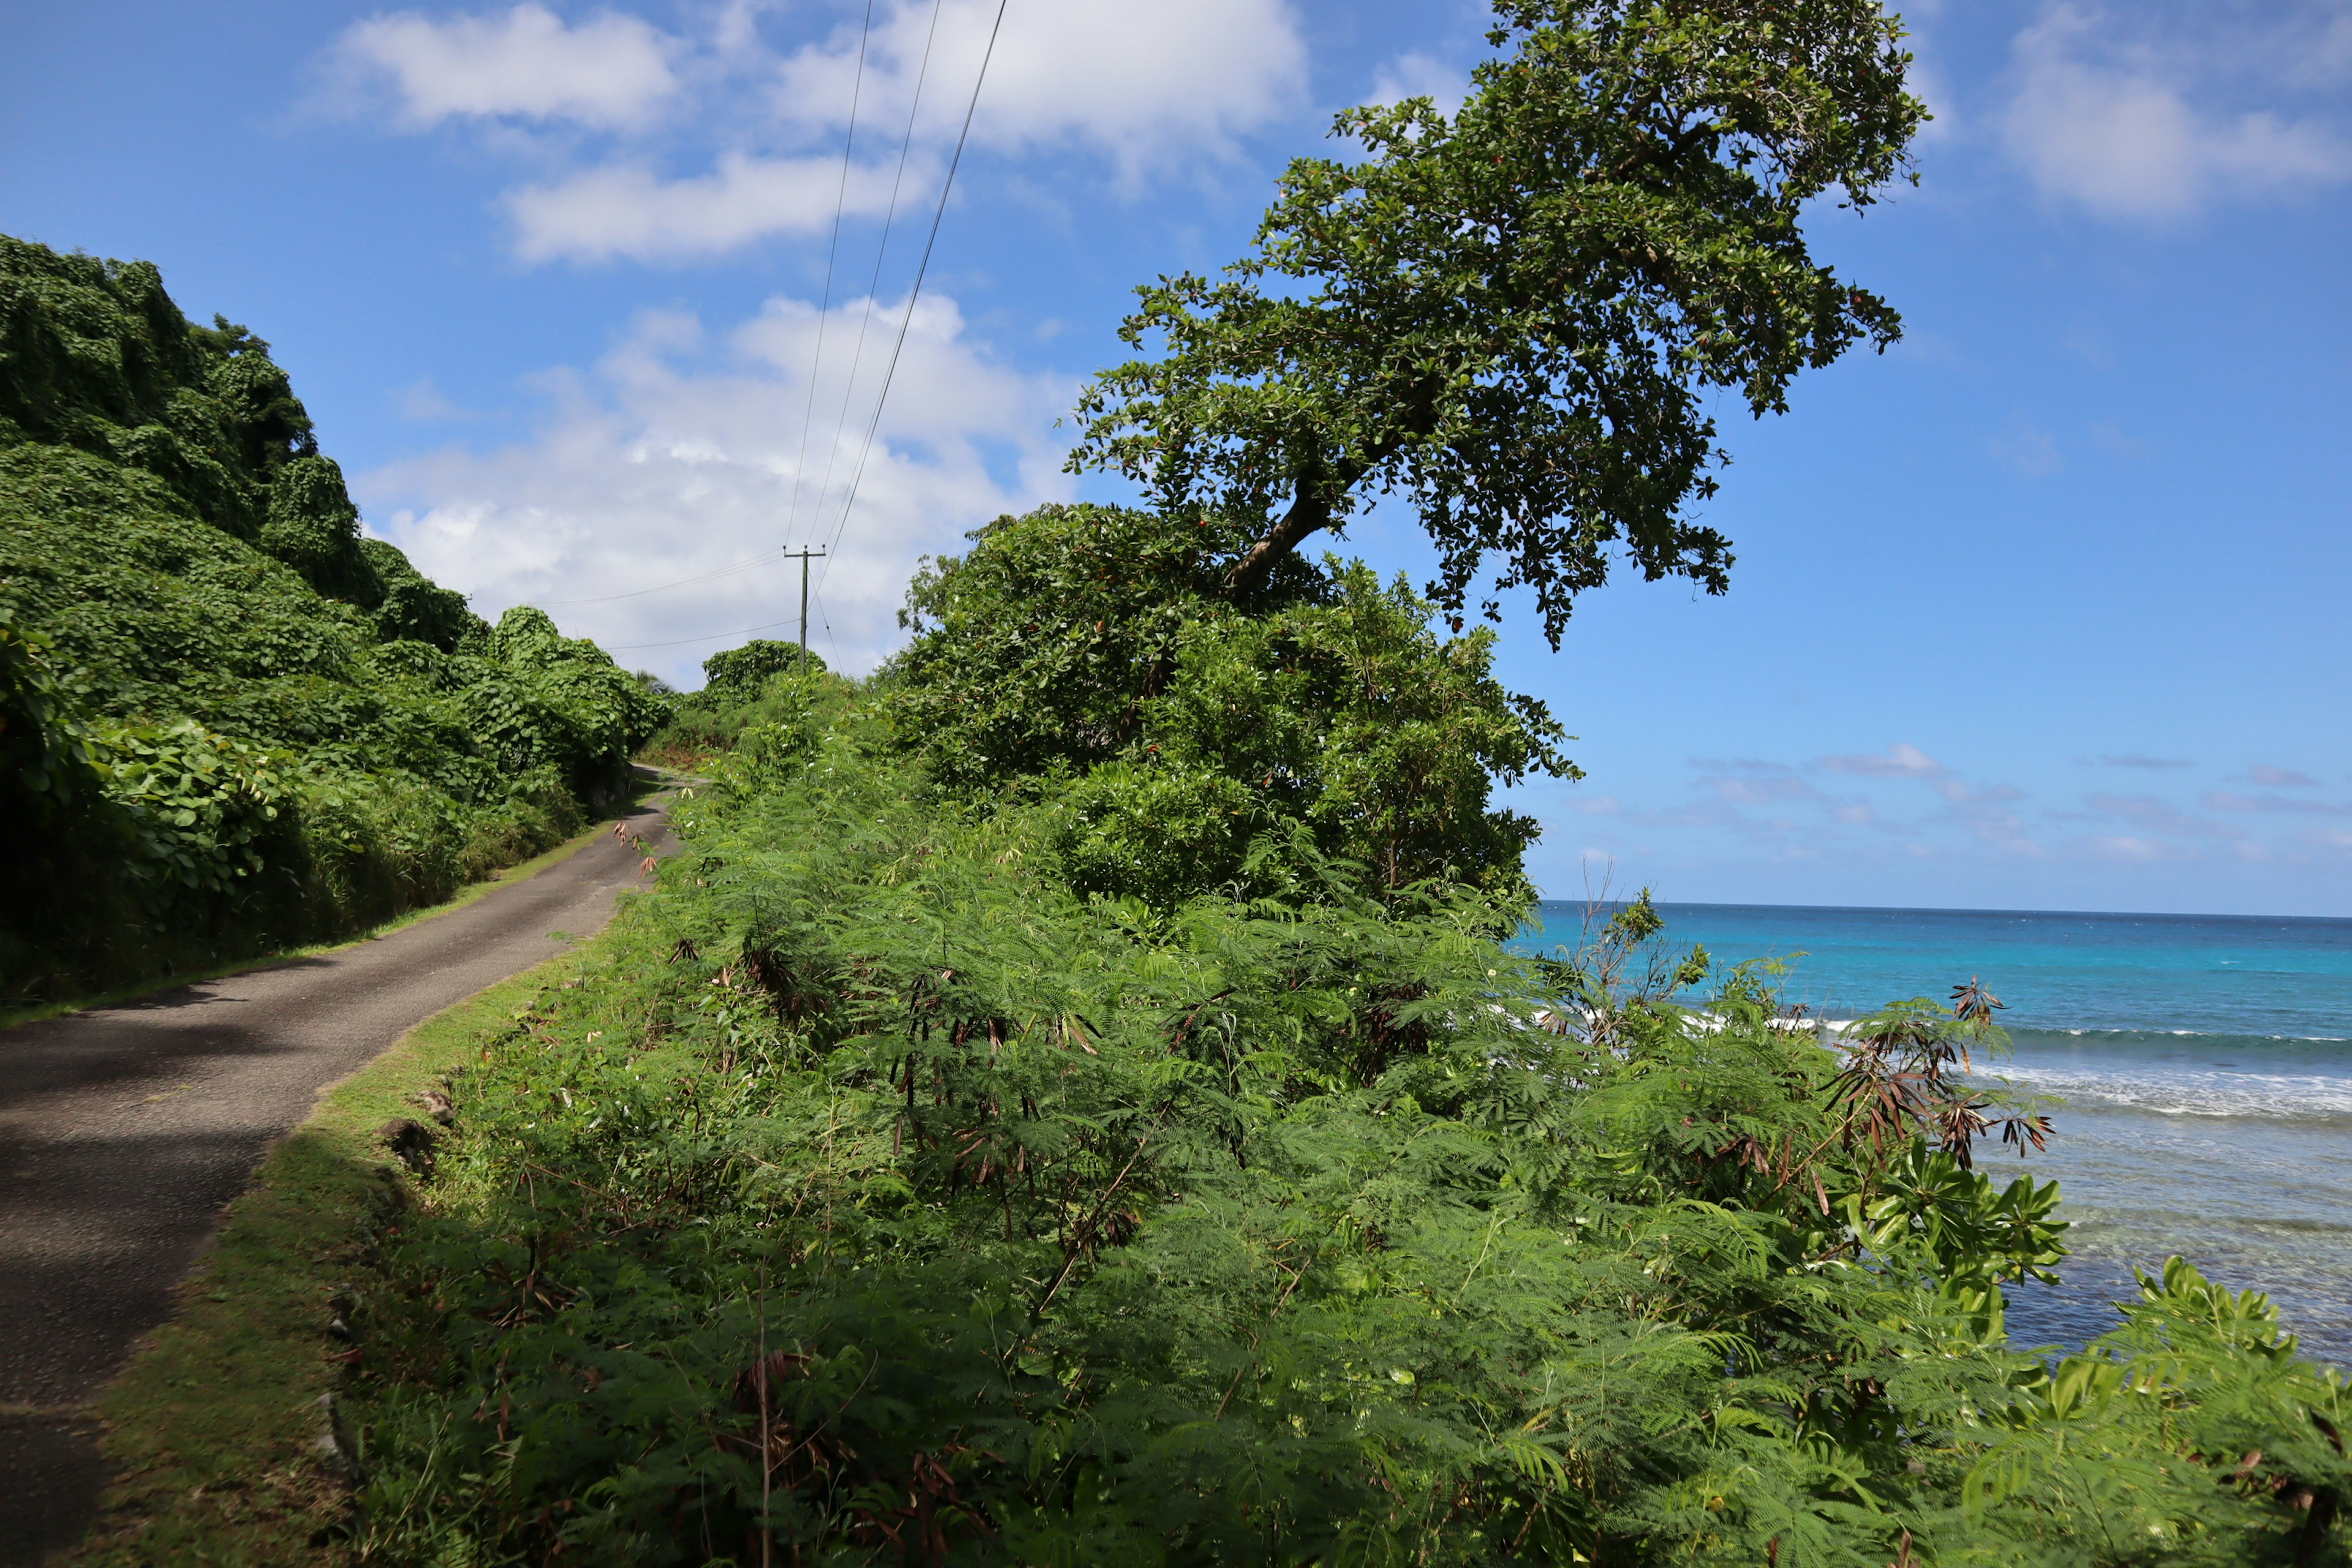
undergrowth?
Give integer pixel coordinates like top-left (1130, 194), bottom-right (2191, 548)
top-left (322, 676), bottom-right (2352, 1567)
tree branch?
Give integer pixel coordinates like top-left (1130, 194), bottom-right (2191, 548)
top-left (1224, 479), bottom-right (1337, 599)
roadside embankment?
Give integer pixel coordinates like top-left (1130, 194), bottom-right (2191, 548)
top-left (0, 790), bottom-right (674, 1566)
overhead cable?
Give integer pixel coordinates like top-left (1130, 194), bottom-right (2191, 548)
top-left (806, 0), bottom-right (948, 548)
top-left (817, 0), bottom-right (1009, 594)
top-left (537, 549), bottom-right (781, 606)
top-left (785, 0), bottom-right (878, 551)
top-left (604, 616), bottom-right (809, 652)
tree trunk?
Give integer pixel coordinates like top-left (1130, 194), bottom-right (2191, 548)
top-left (1223, 484), bottom-right (1332, 598)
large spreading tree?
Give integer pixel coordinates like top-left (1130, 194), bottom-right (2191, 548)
top-left (1071, 0), bottom-right (1925, 644)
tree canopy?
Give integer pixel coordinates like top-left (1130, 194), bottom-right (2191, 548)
top-left (1071, 0), bottom-right (1924, 644)
top-left (703, 638), bottom-right (826, 701)
top-left (884, 504), bottom-right (1575, 910)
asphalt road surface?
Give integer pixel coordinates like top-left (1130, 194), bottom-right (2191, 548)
top-left (0, 788), bottom-right (674, 1564)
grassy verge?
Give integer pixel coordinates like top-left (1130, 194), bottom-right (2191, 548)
top-left (1, 782), bottom-right (657, 1032)
top-left (61, 954), bottom-right (590, 1566)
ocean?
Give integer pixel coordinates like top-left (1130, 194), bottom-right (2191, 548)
top-left (1512, 901), bottom-right (2352, 1366)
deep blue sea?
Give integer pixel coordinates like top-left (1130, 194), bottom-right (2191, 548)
top-left (1513, 902), bottom-right (2352, 1366)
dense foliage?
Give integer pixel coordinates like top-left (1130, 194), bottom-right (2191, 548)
top-left (888, 505), bottom-right (1575, 910)
top-left (344, 669), bottom-right (2352, 1566)
top-left (643, 641), bottom-right (831, 770)
top-left (1072, 0), bottom-right (1924, 640)
top-left (705, 639), bottom-right (829, 701)
top-left (0, 236), bottom-right (665, 998)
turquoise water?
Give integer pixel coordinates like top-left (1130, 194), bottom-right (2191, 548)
top-left (1515, 902), bottom-right (2352, 1365)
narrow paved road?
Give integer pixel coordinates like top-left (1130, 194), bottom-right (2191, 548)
top-left (0, 788), bottom-right (676, 1564)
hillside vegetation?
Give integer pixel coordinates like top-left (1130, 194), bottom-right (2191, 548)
top-left (309, 510), bottom-right (2352, 1567)
top-left (0, 235), bottom-right (663, 1000)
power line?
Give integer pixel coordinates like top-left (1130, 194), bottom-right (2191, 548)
top-left (785, 0), bottom-right (878, 551)
top-left (818, 0), bottom-right (1009, 594)
top-left (537, 549), bottom-right (781, 606)
top-left (807, 0), bottom-right (947, 551)
top-left (605, 617), bottom-right (810, 652)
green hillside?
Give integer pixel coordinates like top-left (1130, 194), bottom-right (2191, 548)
top-left (0, 236), bottom-right (664, 1000)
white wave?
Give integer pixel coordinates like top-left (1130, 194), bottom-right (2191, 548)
top-left (1996, 1059), bottom-right (2352, 1121)
top-left (2030, 1027), bottom-right (2351, 1044)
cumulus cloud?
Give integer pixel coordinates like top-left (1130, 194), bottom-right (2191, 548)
top-left (1933, 783), bottom-right (2042, 855)
top-left (326, 0), bottom-right (1310, 262)
top-left (1934, 780), bottom-right (2024, 806)
top-left (1705, 774), bottom-right (1825, 806)
top-left (506, 153), bottom-right (905, 263)
top-left (771, 0), bottom-right (1308, 178)
top-left (1999, 3), bottom-right (2351, 218)
top-left (333, 3), bottom-right (680, 130)
top-left (1548, 728), bottom-right (2348, 888)
top-left (358, 292), bottom-right (1075, 684)
top-left (391, 375), bottom-right (471, 421)
top-left (2086, 835), bottom-right (2168, 862)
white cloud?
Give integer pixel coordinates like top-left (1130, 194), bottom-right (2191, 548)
top-left (358, 292), bottom-right (1076, 685)
top-left (1704, 773), bottom-right (1825, 806)
top-left (2247, 764), bottom-right (2321, 788)
top-left (506, 153), bottom-right (905, 263)
top-left (1365, 51), bottom-right (1470, 116)
top-left (1815, 743), bottom-right (1949, 779)
top-left (334, 4), bottom-right (680, 130)
top-left (772, 0), bottom-right (1308, 178)
top-left (327, 0), bottom-right (1309, 263)
top-left (2000, 4), bottom-right (2351, 218)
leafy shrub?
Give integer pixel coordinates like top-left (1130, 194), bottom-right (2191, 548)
top-left (640, 655), bottom-right (848, 771)
top-left (94, 716), bottom-right (298, 898)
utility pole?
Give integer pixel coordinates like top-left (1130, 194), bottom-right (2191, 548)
top-left (781, 546), bottom-right (825, 676)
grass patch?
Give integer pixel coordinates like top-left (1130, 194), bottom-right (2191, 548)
top-left (62, 952), bottom-right (593, 1565)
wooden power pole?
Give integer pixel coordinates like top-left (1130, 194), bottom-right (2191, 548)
top-left (781, 546), bottom-right (825, 675)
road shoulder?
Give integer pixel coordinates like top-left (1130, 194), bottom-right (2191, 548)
top-left (58, 957), bottom-right (582, 1566)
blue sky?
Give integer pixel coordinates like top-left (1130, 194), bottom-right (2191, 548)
top-left (5, 0), bottom-right (2348, 915)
